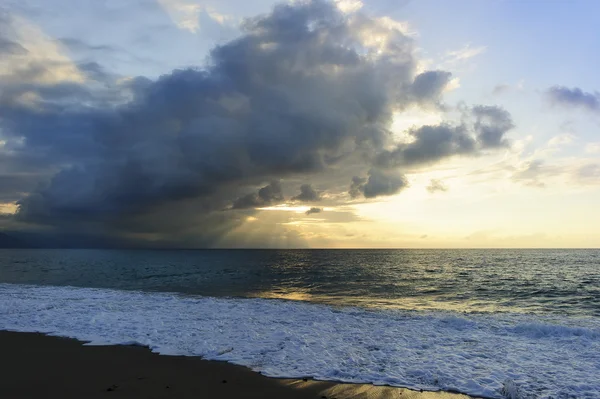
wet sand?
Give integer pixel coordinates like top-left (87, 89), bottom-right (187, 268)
top-left (0, 331), bottom-right (470, 399)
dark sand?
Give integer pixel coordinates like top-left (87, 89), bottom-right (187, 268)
top-left (0, 331), bottom-right (470, 399)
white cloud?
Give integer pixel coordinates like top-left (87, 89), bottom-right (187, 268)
top-left (511, 135), bottom-right (534, 156)
top-left (157, 0), bottom-right (202, 32)
top-left (547, 133), bottom-right (575, 148)
top-left (334, 0), bottom-right (364, 13)
top-left (444, 77), bottom-right (461, 92)
top-left (443, 44), bottom-right (486, 65)
top-left (0, 15), bottom-right (84, 84)
top-left (376, 16), bottom-right (415, 36)
top-left (585, 142), bottom-right (600, 154)
top-left (157, 0), bottom-right (233, 33)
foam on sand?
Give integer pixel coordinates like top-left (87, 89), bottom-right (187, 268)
top-left (1, 283), bottom-right (599, 398)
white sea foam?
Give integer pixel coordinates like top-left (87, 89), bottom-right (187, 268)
top-left (1, 283), bottom-right (599, 399)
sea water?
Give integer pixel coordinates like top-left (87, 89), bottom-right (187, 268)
top-left (1, 249), bottom-right (599, 398)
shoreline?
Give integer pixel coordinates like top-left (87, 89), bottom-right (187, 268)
top-left (1, 330), bottom-right (471, 399)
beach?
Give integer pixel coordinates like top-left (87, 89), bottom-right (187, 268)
top-left (0, 331), bottom-right (469, 399)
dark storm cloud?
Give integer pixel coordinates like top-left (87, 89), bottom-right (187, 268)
top-left (349, 169), bottom-right (408, 198)
top-left (76, 62), bottom-right (115, 82)
top-left (231, 181), bottom-right (284, 209)
top-left (426, 179), bottom-right (448, 193)
top-left (305, 207), bottom-right (322, 215)
top-left (0, 0), bottom-right (515, 246)
top-left (292, 184), bottom-right (321, 202)
top-left (410, 70), bottom-right (452, 104)
top-left (546, 86), bottom-right (600, 112)
top-left (0, 174), bottom-right (42, 202)
top-left (349, 176), bottom-right (367, 199)
top-left (376, 124), bottom-right (475, 168)
top-left (362, 169), bottom-right (408, 198)
top-left (375, 106), bottom-right (513, 169)
top-left (3, 1), bottom-right (423, 224)
top-left (472, 105), bottom-right (513, 148)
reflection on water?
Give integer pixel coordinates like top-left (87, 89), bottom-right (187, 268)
top-left (254, 288), bottom-right (317, 302)
top-left (0, 248), bottom-right (599, 316)
top-left (254, 287), bottom-right (507, 313)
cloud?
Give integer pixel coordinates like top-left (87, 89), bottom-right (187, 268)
top-left (334, 0), bottom-right (363, 13)
top-left (0, 173), bottom-right (43, 203)
top-left (0, 202), bottom-right (17, 214)
top-left (292, 184), bottom-right (321, 202)
top-left (492, 80), bottom-right (524, 95)
top-left (443, 44), bottom-right (486, 65)
top-left (58, 37), bottom-right (116, 53)
top-left (576, 163), bottom-right (600, 184)
top-left (350, 169), bottom-right (408, 198)
top-left (363, 169), bottom-right (408, 198)
top-left (547, 133), bottom-right (575, 148)
top-left (6, 1), bottom-right (427, 223)
top-left (376, 124), bottom-right (475, 168)
top-left (231, 181), bottom-right (284, 209)
top-left (508, 156), bottom-right (600, 189)
top-left (472, 105), bottom-right (514, 148)
top-left (546, 86), bottom-right (600, 113)
top-left (375, 106), bottom-right (513, 168)
top-left (3, 0), bottom-right (229, 80)
top-left (492, 84), bottom-right (510, 95)
top-left (585, 142), bottom-right (600, 154)
top-left (305, 207), bottom-right (322, 215)
top-left (426, 179), bottom-right (447, 193)
top-left (0, 38), bottom-right (27, 55)
top-left (512, 159), bottom-right (547, 188)
top-left (349, 176), bottom-right (367, 199)
top-left (0, 14), bottom-right (85, 85)
top-left (0, 0), bottom-right (515, 247)
top-left (510, 158), bottom-right (584, 189)
top-left (410, 70), bottom-right (452, 104)
top-left (157, 0), bottom-right (224, 33)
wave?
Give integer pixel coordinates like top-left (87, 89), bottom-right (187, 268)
top-left (1, 283), bottom-right (599, 399)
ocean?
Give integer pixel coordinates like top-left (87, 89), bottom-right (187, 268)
top-left (1, 249), bottom-right (599, 398)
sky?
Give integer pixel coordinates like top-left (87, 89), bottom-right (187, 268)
top-left (0, 0), bottom-right (599, 248)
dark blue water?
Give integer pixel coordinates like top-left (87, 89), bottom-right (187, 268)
top-left (1, 248), bottom-right (599, 316)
